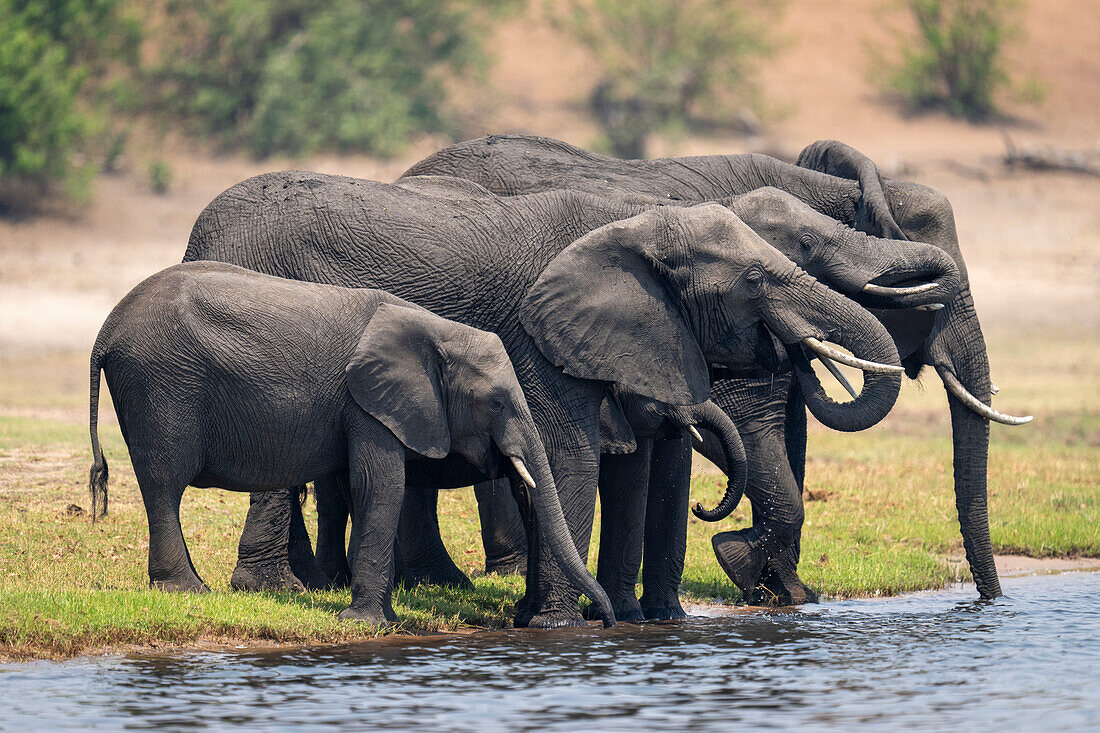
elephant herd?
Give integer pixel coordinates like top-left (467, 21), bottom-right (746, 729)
top-left (88, 135), bottom-right (1031, 627)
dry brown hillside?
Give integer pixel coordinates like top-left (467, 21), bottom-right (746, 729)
top-left (1, 0), bottom-right (1097, 360)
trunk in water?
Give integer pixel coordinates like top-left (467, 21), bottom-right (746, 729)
top-left (788, 284), bottom-right (902, 432)
top-left (689, 401), bottom-right (748, 521)
top-left (516, 423), bottom-right (618, 625)
top-left (932, 289), bottom-right (1002, 598)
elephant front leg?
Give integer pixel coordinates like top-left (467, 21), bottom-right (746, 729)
top-left (590, 443), bottom-right (653, 622)
top-left (230, 488), bottom-right (305, 592)
top-left (340, 422), bottom-right (406, 625)
top-left (474, 479), bottom-right (528, 576)
top-left (394, 487), bottom-right (472, 589)
top-left (639, 436), bottom-right (691, 620)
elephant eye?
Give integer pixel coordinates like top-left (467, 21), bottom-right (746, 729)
top-left (799, 233), bottom-right (814, 251)
top-left (744, 268), bottom-right (765, 293)
top-left (490, 396), bottom-right (505, 414)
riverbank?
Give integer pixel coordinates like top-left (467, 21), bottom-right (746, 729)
top-left (1, 336), bottom-right (1095, 661)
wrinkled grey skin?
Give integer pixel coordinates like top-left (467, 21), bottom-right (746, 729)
top-left (184, 174), bottom-right (902, 627)
top-left (235, 171), bottom-right (957, 618)
top-left (87, 262), bottom-right (614, 625)
top-left (316, 387), bottom-right (750, 623)
top-left (407, 133), bottom-right (1017, 603)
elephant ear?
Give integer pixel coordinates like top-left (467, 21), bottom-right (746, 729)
top-left (346, 302), bottom-right (451, 459)
top-left (520, 210), bottom-right (709, 406)
top-left (599, 389), bottom-right (637, 455)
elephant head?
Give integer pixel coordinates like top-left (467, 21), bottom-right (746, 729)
top-left (604, 387), bottom-right (749, 523)
top-left (727, 187), bottom-right (961, 311)
top-left (345, 303), bottom-right (616, 626)
top-left (521, 204), bottom-right (905, 438)
top-left (797, 139), bottom-right (1032, 599)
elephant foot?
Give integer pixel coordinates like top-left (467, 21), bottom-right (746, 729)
top-left (230, 560), bottom-right (305, 593)
top-left (712, 530), bottom-right (767, 602)
top-left (484, 552), bottom-right (528, 577)
top-left (516, 608), bottom-right (590, 629)
top-left (394, 561), bottom-right (473, 590)
top-left (337, 606), bottom-right (390, 626)
top-left (641, 600), bottom-right (687, 621)
top-left (151, 574), bottom-right (210, 593)
top-left (754, 559), bottom-right (818, 607)
top-left (582, 597), bottom-right (643, 622)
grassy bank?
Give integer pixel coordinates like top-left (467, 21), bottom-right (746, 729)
top-left (1, 335), bottom-right (1096, 660)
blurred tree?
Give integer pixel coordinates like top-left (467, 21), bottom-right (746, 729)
top-left (149, 0), bottom-right (519, 157)
top-left (553, 0), bottom-right (780, 158)
top-left (884, 0), bottom-right (1029, 119)
top-left (0, 0), bottom-right (140, 206)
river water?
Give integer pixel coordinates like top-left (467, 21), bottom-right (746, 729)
top-left (2, 572), bottom-right (1097, 731)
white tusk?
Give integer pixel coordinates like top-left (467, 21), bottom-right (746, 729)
top-left (510, 456), bottom-right (537, 490)
top-left (990, 381), bottom-right (1000, 396)
top-left (915, 303), bottom-right (945, 312)
top-left (802, 337), bottom-right (905, 374)
top-left (688, 425), bottom-right (704, 443)
top-left (863, 282), bottom-right (939, 297)
top-left (936, 367), bottom-right (1032, 426)
top-left (818, 354), bottom-right (859, 399)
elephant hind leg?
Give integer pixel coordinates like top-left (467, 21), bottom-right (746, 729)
top-left (133, 454), bottom-right (207, 593)
top-left (230, 488), bottom-right (306, 592)
top-left (394, 487), bottom-right (472, 589)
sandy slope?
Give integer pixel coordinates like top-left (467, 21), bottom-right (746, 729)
top-left (0, 0), bottom-right (1096, 358)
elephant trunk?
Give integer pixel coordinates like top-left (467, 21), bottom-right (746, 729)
top-left (688, 401), bottom-right (748, 522)
top-left (928, 288), bottom-right (1004, 598)
top-left (847, 229), bottom-right (963, 310)
top-left (796, 140), bottom-right (907, 240)
top-left (512, 421), bottom-right (617, 626)
top-left (783, 282), bottom-right (903, 433)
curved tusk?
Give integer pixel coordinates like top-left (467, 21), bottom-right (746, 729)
top-left (688, 425), bottom-right (704, 444)
top-left (818, 354), bottom-right (859, 399)
top-left (863, 282), bottom-right (939, 297)
top-left (936, 367), bottom-right (1032, 425)
top-left (510, 456), bottom-right (537, 489)
top-left (915, 303), bottom-right (945, 312)
top-left (802, 337), bottom-right (904, 374)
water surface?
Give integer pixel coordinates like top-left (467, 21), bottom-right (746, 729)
top-left (2, 572), bottom-right (1097, 731)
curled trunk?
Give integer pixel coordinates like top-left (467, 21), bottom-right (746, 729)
top-left (689, 401), bottom-right (748, 522)
top-left (787, 285), bottom-right (903, 433)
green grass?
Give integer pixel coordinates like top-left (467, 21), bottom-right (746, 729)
top-left (1, 335), bottom-right (1096, 659)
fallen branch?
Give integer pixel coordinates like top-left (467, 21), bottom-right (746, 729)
top-left (1003, 133), bottom-right (1100, 177)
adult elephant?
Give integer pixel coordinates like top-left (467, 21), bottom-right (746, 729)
top-left (404, 134), bottom-right (1031, 604)
top-left (185, 173), bottom-right (904, 626)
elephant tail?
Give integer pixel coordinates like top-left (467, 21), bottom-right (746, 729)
top-left (88, 340), bottom-right (109, 522)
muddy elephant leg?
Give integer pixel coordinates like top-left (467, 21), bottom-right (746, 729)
top-left (589, 442), bottom-right (652, 622)
top-left (639, 436), bottom-right (691, 620)
top-left (474, 479), bottom-right (528, 575)
top-left (315, 473), bottom-right (351, 587)
top-left (756, 383), bottom-right (817, 604)
top-left (231, 489), bottom-right (305, 592)
top-left (393, 487), bottom-right (472, 589)
top-left (710, 375), bottom-right (811, 605)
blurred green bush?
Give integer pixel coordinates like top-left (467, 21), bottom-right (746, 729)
top-left (552, 0), bottom-right (780, 158)
top-left (0, 0), bottom-right (140, 205)
top-left (885, 0), bottom-right (1025, 119)
top-left (147, 0), bottom-right (517, 157)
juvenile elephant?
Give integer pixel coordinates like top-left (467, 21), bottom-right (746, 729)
top-left (86, 261), bottom-right (615, 625)
top-left (186, 175), bottom-right (904, 627)
top-left (405, 134), bottom-right (1030, 603)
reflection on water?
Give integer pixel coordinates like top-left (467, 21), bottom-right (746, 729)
top-left (3, 572), bottom-right (1098, 731)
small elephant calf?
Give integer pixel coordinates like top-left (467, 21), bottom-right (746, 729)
top-left (88, 261), bottom-right (613, 625)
